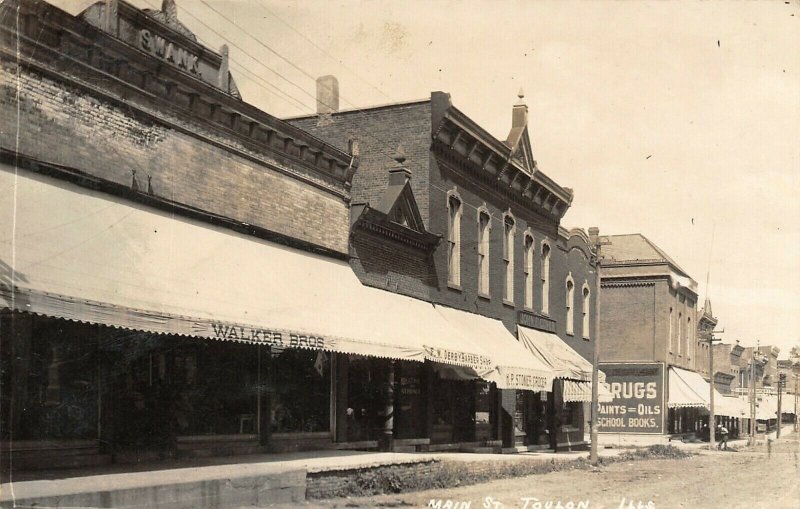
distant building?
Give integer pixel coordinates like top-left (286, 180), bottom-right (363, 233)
top-left (595, 234), bottom-right (744, 437)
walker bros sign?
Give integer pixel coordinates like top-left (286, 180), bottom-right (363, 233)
top-left (597, 363), bottom-right (665, 434)
top-left (208, 323), bottom-right (327, 350)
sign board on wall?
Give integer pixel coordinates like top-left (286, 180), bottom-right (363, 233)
top-left (598, 362), bottom-right (665, 434)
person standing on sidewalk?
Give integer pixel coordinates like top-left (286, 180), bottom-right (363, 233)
top-left (717, 424), bottom-right (729, 450)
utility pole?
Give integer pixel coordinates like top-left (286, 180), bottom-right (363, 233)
top-left (777, 373), bottom-right (784, 439)
top-left (794, 372), bottom-right (799, 433)
top-left (588, 227), bottom-right (608, 466)
top-left (748, 342), bottom-right (762, 446)
top-left (700, 329), bottom-right (723, 450)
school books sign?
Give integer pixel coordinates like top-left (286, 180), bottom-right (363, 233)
top-left (597, 362), bottom-right (665, 434)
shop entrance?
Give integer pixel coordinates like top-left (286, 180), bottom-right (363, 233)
top-left (515, 390), bottom-right (555, 448)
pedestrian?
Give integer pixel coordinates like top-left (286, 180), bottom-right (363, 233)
top-left (717, 424), bottom-right (729, 450)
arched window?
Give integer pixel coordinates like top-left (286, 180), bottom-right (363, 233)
top-left (478, 209), bottom-right (491, 295)
top-left (678, 312), bottom-right (683, 356)
top-left (503, 213), bottom-right (515, 303)
top-left (541, 241), bottom-right (551, 314)
top-left (524, 233), bottom-right (534, 309)
top-left (582, 284), bottom-right (591, 339)
top-left (447, 193), bottom-right (462, 286)
top-left (566, 276), bottom-right (575, 335)
top-left (687, 317), bottom-right (692, 360)
top-left (669, 307), bottom-right (674, 353)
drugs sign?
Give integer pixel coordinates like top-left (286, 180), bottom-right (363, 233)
top-left (598, 363), bottom-right (665, 434)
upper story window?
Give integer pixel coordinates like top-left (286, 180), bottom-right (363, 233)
top-left (447, 193), bottom-right (462, 287)
top-left (669, 307), bottom-right (674, 353)
top-left (582, 283), bottom-right (591, 339)
top-left (523, 232), bottom-right (534, 309)
top-left (541, 241), bottom-right (551, 314)
top-left (565, 275), bottom-right (575, 335)
top-left (687, 317), bottom-right (692, 360)
top-left (503, 212), bottom-right (515, 303)
top-left (678, 311), bottom-right (683, 356)
top-left (478, 209), bottom-right (491, 296)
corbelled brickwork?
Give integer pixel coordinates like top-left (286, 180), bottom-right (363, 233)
top-left (0, 63), bottom-right (350, 254)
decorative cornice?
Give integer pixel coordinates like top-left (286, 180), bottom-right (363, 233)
top-left (0, 0), bottom-right (356, 195)
top-left (432, 106), bottom-right (571, 222)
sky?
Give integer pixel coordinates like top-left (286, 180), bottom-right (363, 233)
top-left (49, 0), bottom-right (800, 357)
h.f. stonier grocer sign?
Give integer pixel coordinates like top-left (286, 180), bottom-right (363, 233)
top-left (597, 362), bottom-right (665, 434)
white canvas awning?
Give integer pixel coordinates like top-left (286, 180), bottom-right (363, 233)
top-left (516, 325), bottom-right (603, 383)
top-left (668, 367), bottom-right (709, 408)
top-left (563, 380), bottom-right (613, 403)
top-left (435, 306), bottom-right (555, 391)
top-left (0, 167), bottom-right (495, 372)
top-left (668, 367), bottom-right (748, 418)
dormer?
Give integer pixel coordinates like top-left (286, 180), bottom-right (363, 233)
top-left (351, 147), bottom-right (440, 251)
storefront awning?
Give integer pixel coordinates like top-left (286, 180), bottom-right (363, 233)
top-left (516, 325), bottom-right (603, 383)
top-left (714, 395), bottom-right (749, 419)
top-left (0, 167), bottom-right (494, 372)
top-left (668, 367), bottom-right (710, 408)
top-left (435, 306), bottom-right (554, 392)
top-left (563, 380), bottom-right (613, 403)
top-left (667, 367), bottom-right (748, 418)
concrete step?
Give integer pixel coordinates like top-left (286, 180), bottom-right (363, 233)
top-left (460, 446), bottom-right (494, 454)
top-left (10, 453), bottom-right (112, 471)
top-left (333, 440), bottom-right (378, 450)
top-left (391, 445), bottom-right (417, 453)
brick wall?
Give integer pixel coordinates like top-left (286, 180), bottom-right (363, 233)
top-left (289, 101), bottom-right (433, 228)
top-left (290, 99), bottom-right (598, 361)
top-left (349, 232), bottom-right (436, 301)
top-left (0, 63), bottom-right (350, 254)
top-left (599, 283), bottom-right (657, 362)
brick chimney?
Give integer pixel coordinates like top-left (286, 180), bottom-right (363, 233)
top-left (316, 75), bottom-right (339, 114)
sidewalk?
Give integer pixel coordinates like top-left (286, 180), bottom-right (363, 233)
top-left (4, 428), bottom-right (794, 508)
top-left (1, 446), bottom-right (625, 508)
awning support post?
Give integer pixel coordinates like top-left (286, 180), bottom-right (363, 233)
top-left (378, 360), bottom-right (395, 452)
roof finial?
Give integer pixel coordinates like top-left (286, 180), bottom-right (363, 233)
top-left (162, 0), bottom-right (178, 24)
top-left (517, 87), bottom-right (525, 100)
top-left (393, 145), bottom-right (406, 165)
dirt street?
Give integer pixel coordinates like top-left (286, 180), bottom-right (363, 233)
top-left (302, 433), bottom-right (800, 509)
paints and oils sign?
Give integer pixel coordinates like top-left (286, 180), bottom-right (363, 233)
top-left (598, 363), bottom-right (664, 434)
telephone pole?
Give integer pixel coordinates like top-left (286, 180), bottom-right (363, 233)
top-left (700, 328), bottom-right (723, 450)
top-left (588, 227), bottom-right (608, 466)
top-left (777, 373), bottom-right (784, 438)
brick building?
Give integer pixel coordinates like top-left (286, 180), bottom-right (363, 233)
top-left (289, 87), bottom-right (603, 451)
top-left (1, 0), bottom-right (549, 471)
top-left (595, 234), bottom-right (745, 437)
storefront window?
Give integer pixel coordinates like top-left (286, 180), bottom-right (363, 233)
top-left (1, 314), bottom-right (98, 441)
top-left (270, 348), bottom-right (331, 433)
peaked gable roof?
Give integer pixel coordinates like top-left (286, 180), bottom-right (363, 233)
top-left (601, 234), bottom-right (690, 277)
top-left (352, 168), bottom-right (439, 250)
top-left (507, 125), bottom-right (536, 174)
